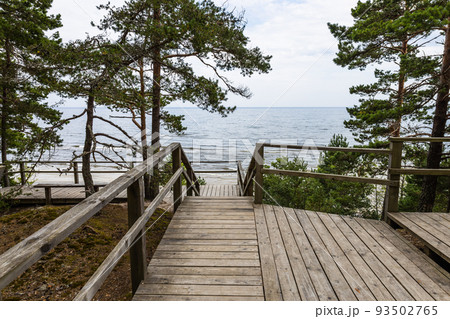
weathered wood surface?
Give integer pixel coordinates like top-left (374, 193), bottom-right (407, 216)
top-left (387, 212), bottom-right (450, 264)
top-left (0, 183), bottom-right (236, 205)
top-left (0, 186), bottom-right (127, 205)
top-left (74, 169), bottom-right (183, 300)
top-left (135, 198), bottom-right (450, 301)
top-left (262, 168), bottom-right (394, 186)
top-left (262, 142), bottom-right (391, 155)
top-left (254, 206), bottom-right (450, 301)
top-left (199, 184), bottom-right (239, 197)
top-left (0, 143), bottom-right (179, 291)
top-left (133, 196), bottom-right (263, 301)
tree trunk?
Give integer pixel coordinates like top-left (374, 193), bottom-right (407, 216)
top-left (82, 93), bottom-right (95, 197)
top-left (1, 38), bottom-right (12, 187)
top-left (149, 4), bottom-right (162, 200)
top-left (418, 23), bottom-right (450, 212)
top-left (138, 58), bottom-right (152, 199)
top-left (1, 84), bottom-right (8, 187)
top-left (391, 39), bottom-right (409, 137)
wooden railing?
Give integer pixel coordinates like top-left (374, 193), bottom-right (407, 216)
top-left (2, 160), bottom-right (142, 186)
top-left (240, 138), bottom-right (450, 220)
top-left (1, 159), bottom-right (238, 187)
top-left (0, 143), bottom-right (200, 300)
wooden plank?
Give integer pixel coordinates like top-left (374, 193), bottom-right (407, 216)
top-left (152, 251), bottom-right (259, 259)
top-left (147, 266), bottom-right (261, 276)
top-left (355, 218), bottom-right (449, 301)
top-left (272, 206), bottom-right (318, 300)
top-left (427, 213), bottom-right (450, 229)
top-left (388, 213), bottom-right (450, 263)
top-left (389, 168), bottom-right (450, 176)
top-left (329, 214), bottom-right (413, 301)
top-left (169, 220), bottom-right (255, 225)
top-left (263, 205), bottom-right (300, 300)
top-left (263, 142), bottom-right (391, 154)
top-left (160, 238), bottom-right (257, 246)
top-left (157, 245), bottom-right (258, 252)
top-left (168, 224), bottom-right (255, 229)
top-left (165, 228), bottom-right (257, 235)
top-left (284, 208), bottom-right (337, 301)
top-left (295, 209), bottom-right (357, 301)
top-left (149, 259), bottom-right (260, 267)
top-left (263, 168), bottom-right (393, 186)
top-left (146, 275), bottom-right (262, 286)
top-left (185, 196), bottom-right (251, 201)
top-left (172, 216), bottom-right (254, 221)
top-left (134, 284), bottom-right (263, 296)
top-left (133, 295), bottom-right (264, 301)
top-left (253, 204), bottom-right (282, 301)
top-left (127, 178), bottom-right (147, 294)
top-left (0, 143), bottom-right (179, 290)
top-left (318, 213), bottom-right (394, 301)
top-left (344, 217), bottom-right (433, 301)
top-left (74, 169), bottom-right (183, 301)
top-left (369, 221), bottom-right (450, 283)
top-left (175, 210), bottom-right (254, 215)
top-left (405, 213), bottom-right (450, 247)
top-left (305, 211), bottom-right (375, 301)
top-left (163, 233), bottom-right (257, 240)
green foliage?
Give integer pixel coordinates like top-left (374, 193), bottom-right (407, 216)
top-left (399, 142), bottom-right (450, 212)
top-left (96, 0), bottom-right (272, 135)
top-left (328, 0), bottom-right (449, 144)
top-left (264, 135), bottom-right (378, 218)
top-left (0, 0), bottom-right (64, 167)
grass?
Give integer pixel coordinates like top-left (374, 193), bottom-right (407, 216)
top-left (0, 202), bottom-right (174, 301)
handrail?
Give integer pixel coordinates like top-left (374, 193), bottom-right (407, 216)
top-left (74, 168), bottom-right (183, 300)
top-left (243, 139), bottom-right (450, 222)
top-left (262, 168), bottom-right (396, 186)
top-left (0, 143), bottom-right (200, 298)
top-left (262, 143), bottom-right (391, 155)
top-left (180, 147), bottom-right (201, 196)
top-left (390, 137), bottom-right (450, 142)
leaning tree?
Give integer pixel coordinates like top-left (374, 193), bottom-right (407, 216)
top-left (95, 0), bottom-right (272, 198)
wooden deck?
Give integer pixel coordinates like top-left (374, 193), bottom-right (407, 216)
top-left (387, 212), bottom-right (450, 265)
top-left (134, 199), bottom-right (450, 301)
top-left (0, 184), bottom-right (239, 205)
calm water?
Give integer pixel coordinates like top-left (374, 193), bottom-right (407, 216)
top-left (50, 107), bottom-right (354, 170)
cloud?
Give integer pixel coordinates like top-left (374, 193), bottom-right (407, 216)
top-left (210, 0), bottom-right (373, 107)
top-left (50, 0), bottom-right (375, 108)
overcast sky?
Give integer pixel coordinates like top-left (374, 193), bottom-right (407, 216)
top-left (49, 0), bottom-right (377, 108)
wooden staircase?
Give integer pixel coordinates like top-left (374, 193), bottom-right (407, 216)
top-left (133, 196), bottom-right (265, 301)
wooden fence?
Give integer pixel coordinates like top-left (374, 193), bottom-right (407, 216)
top-left (0, 143), bottom-right (200, 300)
top-left (238, 137), bottom-right (450, 220)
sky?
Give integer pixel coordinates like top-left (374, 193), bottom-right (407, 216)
top-left (49, 0), bottom-right (377, 108)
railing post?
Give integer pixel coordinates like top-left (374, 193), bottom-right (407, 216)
top-left (254, 143), bottom-right (264, 204)
top-left (172, 145), bottom-right (182, 211)
top-left (384, 140), bottom-right (403, 221)
top-left (73, 162), bottom-right (80, 184)
top-left (186, 168), bottom-right (193, 197)
top-left (20, 162), bottom-right (26, 186)
top-left (127, 177), bottom-right (147, 294)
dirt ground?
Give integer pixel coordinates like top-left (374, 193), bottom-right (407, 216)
top-left (0, 202), bottom-right (174, 301)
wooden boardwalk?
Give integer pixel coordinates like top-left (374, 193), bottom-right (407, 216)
top-left (0, 186), bottom-right (127, 205)
top-left (387, 212), bottom-right (450, 264)
top-left (134, 196), bottom-right (450, 301)
top-left (0, 184), bottom-right (238, 205)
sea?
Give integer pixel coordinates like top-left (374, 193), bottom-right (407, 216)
top-left (49, 106), bottom-right (355, 174)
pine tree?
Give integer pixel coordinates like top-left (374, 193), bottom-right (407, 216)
top-left (328, 0), bottom-right (443, 146)
top-left (0, 0), bottom-right (63, 185)
top-left (96, 0), bottom-right (272, 198)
